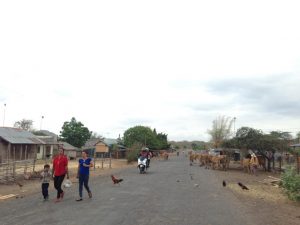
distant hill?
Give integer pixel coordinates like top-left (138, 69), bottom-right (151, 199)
top-left (169, 140), bottom-right (210, 150)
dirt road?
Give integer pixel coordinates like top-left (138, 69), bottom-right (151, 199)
top-left (0, 155), bottom-right (298, 225)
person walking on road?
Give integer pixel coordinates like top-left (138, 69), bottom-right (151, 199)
top-left (52, 146), bottom-right (69, 202)
top-left (40, 164), bottom-right (51, 201)
top-left (76, 150), bottom-right (93, 201)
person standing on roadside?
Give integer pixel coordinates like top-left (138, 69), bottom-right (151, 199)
top-left (76, 150), bottom-right (93, 201)
top-left (52, 146), bottom-right (69, 202)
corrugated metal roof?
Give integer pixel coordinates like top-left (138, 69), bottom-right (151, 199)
top-left (58, 141), bottom-right (78, 151)
top-left (82, 138), bottom-right (123, 150)
top-left (83, 138), bottom-right (103, 148)
top-left (290, 143), bottom-right (300, 147)
top-left (0, 127), bottom-right (45, 144)
top-left (103, 138), bottom-right (118, 146)
top-left (36, 136), bottom-right (58, 144)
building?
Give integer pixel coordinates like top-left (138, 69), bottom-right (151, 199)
top-left (82, 138), bottom-right (105, 158)
top-left (58, 141), bottom-right (78, 160)
top-left (0, 127), bottom-right (45, 163)
top-left (82, 138), bottom-right (126, 158)
top-left (34, 130), bottom-right (59, 160)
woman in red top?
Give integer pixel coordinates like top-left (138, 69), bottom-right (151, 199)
top-left (52, 146), bottom-right (69, 202)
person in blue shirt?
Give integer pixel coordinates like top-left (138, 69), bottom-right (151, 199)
top-left (76, 150), bottom-right (93, 201)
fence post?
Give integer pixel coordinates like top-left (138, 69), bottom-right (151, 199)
top-left (24, 160), bottom-right (27, 174)
top-left (33, 159), bottom-right (36, 172)
top-left (94, 149), bottom-right (96, 171)
top-left (13, 161), bottom-right (16, 180)
top-left (101, 153), bottom-right (104, 169)
top-left (279, 156), bottom-right (282, 172)
top-left (109, 152), bottom-right (112, 169)
top-left (297, 152), bottom-right (299, 174)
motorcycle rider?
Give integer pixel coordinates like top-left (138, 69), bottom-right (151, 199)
top-left (139, 148), bottom-right (151, 168)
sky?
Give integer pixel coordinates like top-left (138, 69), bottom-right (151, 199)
top-left (0, 0), bottom-right (300, 141)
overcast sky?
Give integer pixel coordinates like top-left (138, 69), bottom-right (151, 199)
top-left (0, 1), bottom-right (299, 141)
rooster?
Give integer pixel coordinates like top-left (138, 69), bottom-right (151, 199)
top-left (111, 175), bottom-right (123, 186)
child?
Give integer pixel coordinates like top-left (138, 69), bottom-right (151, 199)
top-left (41, 164), bottom-right (51, 201)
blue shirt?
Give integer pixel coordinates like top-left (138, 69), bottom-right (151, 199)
top-left (79, 158), bottom-right (92, 175)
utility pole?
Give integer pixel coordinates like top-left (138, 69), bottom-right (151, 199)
top-left (233, 117), bottom-right (236, 137)
top-left (40, 116), bottom-right (44, 130)
top-left (3, 103), bottom-right (6, 127)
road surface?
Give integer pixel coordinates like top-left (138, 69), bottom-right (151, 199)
top-left (0, 154), bottom-right (257, 225)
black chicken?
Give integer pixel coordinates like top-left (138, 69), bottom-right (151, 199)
top-left (222, 180), bottom-right (226, 187)
top-left (238, 182), bottom-right (249, 190)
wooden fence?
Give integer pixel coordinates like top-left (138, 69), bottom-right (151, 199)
top-left (0, 159), bottom-right (35, 184)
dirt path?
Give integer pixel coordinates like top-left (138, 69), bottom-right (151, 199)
top-left (193, 161), bottom-right (300, 225)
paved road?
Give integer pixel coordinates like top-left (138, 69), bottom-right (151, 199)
top-left (0, 155), bottom-right (257, 225)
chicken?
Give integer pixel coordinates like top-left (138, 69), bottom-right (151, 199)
top-left (16, 181), bottom-right (25, 198)
top-left (238, 182), bottom-right (249, 190)
top-left (222, 180), bottom-right (226, 187)
top-left (16, 181), bottom-right (23, 188)
top-left (111, 175), bottom-right (123, 185)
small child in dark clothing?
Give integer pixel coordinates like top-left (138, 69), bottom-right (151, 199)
top-left (40, 164), bottom-right (51, 201)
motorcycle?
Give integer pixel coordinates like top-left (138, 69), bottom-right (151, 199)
top-left (138, 156), bottom-right (148, 174)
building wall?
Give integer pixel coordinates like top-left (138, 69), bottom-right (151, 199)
top-left (64, 150), bottom-right (77, 160)
top-left (36, 145), bottom-right (55, 160)
top-left (95, 142), bottom-right (109, 153)
top-left (36, 145), bottom-right (44, 160)
top-left (0, 139), bottom-right (8, 163)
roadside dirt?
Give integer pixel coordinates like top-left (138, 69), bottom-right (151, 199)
top-left (0, 159), bottom-right (135, 200)
top-left (211, 162), bottom-right (300, 225)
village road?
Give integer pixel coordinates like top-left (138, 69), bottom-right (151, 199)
top-left (0, 154), bottom-right (258, 225)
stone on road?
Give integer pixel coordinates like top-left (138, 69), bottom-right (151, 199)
top-left (0, 155), bottom-right (257, 225)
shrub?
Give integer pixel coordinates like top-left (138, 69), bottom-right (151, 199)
top-left (281, 167), bottom-right (300, 201)
top-left (126, 143), bottom-right (142, 163)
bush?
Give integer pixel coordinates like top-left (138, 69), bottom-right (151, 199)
top-left (126, 143), bottom-right (142, 163)
top-left (281, 167), bottom-right (300, 201)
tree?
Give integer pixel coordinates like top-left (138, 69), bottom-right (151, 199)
top-left (14, 119), bottom-right (33, 131)
top-left (296, 131), bottom-right (300, 143)
top-left (90, 132), bottom-right (103, 139)
top-left (235, 127), bottom-right (263, 150)
top-left (123, 126), bottom-right (169, 150)
top-left (207, 116), bottom-right (234, 148)
top-left (59, 117), bottom-right (91, 148)
top-left (156, 132), bottom-right (170, 149)
top-left (234, 127), bottom-right (285, 171)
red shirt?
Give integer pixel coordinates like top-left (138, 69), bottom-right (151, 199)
top-left (53, 155), bottom-right (68, 176)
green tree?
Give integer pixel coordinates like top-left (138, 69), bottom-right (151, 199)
top-left (123, 126), bottom-right (169, 150)
top-left (59, 117), bottom-right (91, 148)
top-left (123, 126), bottom-right (155, 147)
top-left (234, 127), bottom-right (284, 171)
top-left (235, 127), bottom-right (263, 150)
top-left (156, 132), bottom-right (170, 149)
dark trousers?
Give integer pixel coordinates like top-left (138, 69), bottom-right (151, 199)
top-left (79, 173), bottom-right (91, 198)
top-left (42, 183), bottom-right (49, 199)
top-left (54, 175), bottom-right (65, 199)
